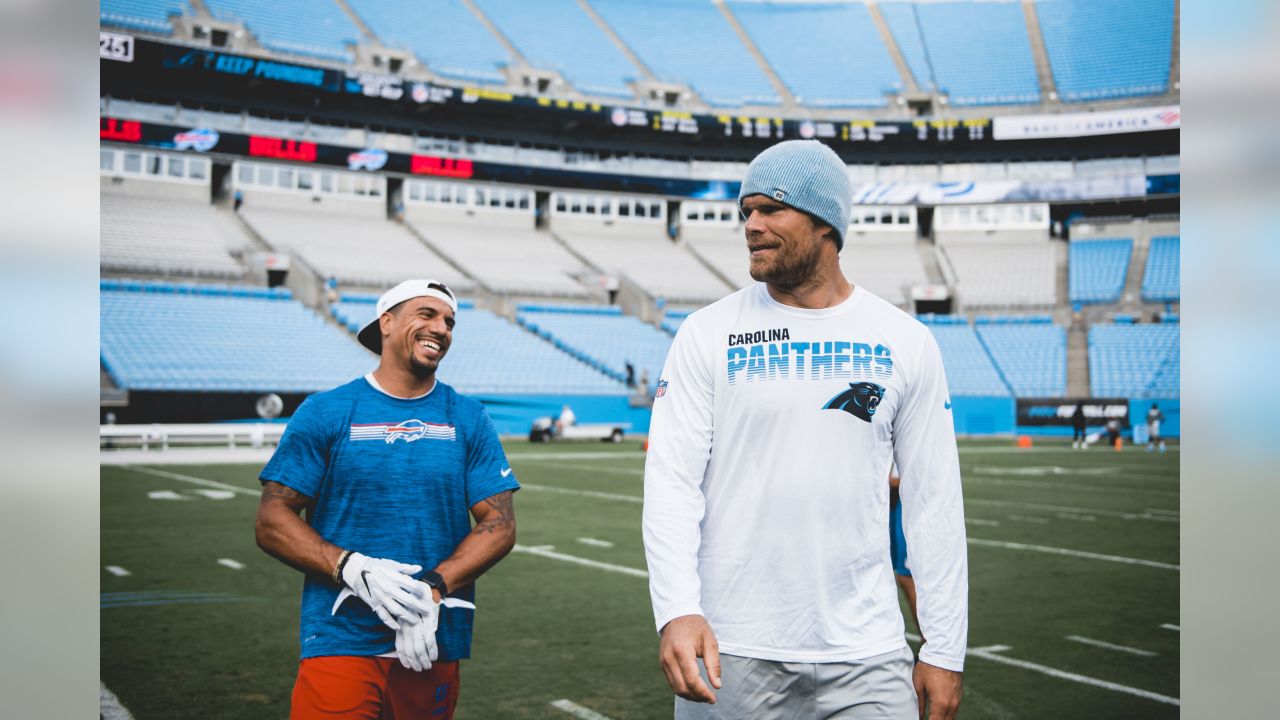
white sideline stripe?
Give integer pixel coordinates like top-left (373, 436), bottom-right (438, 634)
top-left (965, 518), bottom-right (1000, 527)
top-left (1066, 635), bottom-right (1157, 657)
top-left (969, 538), bottom-right (1179, 571)
top-left (101, 683), bottom-right (136, 720)
top-left (217, 558), bottom-right (245, 570)
top-left (105, 565), bottom-right (131, 577)
top-left (577, 537), bottom-right (615, 548)
top-left (520, 483), bottom-right (642, 504)
top-left (513, 545), bottom-right (647, 578)
top-left (121, 465), bottom-right (259, 496)
top-left (1056, 512), bottom-right (1097, 522)
top-left (968, 647), bottom-right (1179, 706)
top-left (966, 475), bottom-right (1178, 497)
top-left (1160, 624), bottom-right (1180, 632)
top-left (542, 462), bottom-right (644, 476)
top-left (550, 698), bottom-right (617, 720)
top-left (1008, 514), bottom-right (1049, 524)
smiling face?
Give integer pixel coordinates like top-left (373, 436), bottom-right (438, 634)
top-left (741, 194), bottom-right (836, 290)
top-left (379, 295), bottom-right (455, 380)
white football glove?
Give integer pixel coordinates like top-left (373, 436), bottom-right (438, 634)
top-left (333, 553), bottom-right (434, 631)
top-left (394, 596), bottom-right (476, 672)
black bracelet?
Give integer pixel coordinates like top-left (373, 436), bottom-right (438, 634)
top-left (333, 549), bottom-right (353, 584)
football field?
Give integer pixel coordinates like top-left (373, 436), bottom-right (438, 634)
top-left (101, 440), bottom-right (1178, 719)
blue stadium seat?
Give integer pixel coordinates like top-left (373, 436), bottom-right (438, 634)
top-left (1088, 323), bottom-right (1179, 398)
top-left (473, 0), bottom-right (638, 97)
top-left (881, 1), bottom-right (1040, 105)
top-left (976, 321), bottom-right (1066, 397)
top-left (919, 319), bottom-right (1011, 396)
top-left (100, 0), bottom-right (188, 34)
top-left (1069, 238), bottom-right (1132, 304)
top-left (203, 0), bottom-right (362, 63)
top-left (1036, 0), bottom-right (1174, 102)
top-left (347, 0), bottom-right (510, 84)
top-left (590, 0), bottom-right (779, 107)
top-left (729, 1), bottom-right (901, 108)
top-left (1141, 236), bottom-right (1180, 302)
top-left (517, 307), bottom-right (672, 391)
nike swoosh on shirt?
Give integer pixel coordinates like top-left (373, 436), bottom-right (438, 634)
top-left (501, 468), bottom-right (513, 477)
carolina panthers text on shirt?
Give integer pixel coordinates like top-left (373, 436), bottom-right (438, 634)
top-left (727, 335), bottom-right (895, 385)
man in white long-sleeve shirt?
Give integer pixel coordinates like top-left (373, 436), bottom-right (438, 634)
top-left (643, 139), bottom-right (967, 720)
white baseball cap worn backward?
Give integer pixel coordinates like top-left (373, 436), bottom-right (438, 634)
top-left (356, 279), bottom-right (458, 354)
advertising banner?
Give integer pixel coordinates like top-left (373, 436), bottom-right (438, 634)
top-left (1016, 398), bottom-right (1130, 427)
top-left (993, 106), bottom-right (1180, 140)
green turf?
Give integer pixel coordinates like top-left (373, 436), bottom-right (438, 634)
top-left (101, 439), bottom-right (1178, 719)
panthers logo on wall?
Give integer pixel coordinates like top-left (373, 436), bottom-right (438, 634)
top-left (823, 382), bottom-right (886, 423)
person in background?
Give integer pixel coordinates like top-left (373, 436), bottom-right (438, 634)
top-left (1071, 401), bottom-right (1087, 450)
top-left (1146, 403), bottom-right (1166, 453)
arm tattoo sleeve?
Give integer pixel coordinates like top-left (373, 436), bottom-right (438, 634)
top-left (474, 491), bottom-right (515, 535)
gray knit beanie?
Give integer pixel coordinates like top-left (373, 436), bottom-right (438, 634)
top-left (738, 140), bottom-right (852, 250)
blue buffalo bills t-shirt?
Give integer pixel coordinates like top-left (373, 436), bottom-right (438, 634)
top-left (260, 375), bottom-right (519, 661)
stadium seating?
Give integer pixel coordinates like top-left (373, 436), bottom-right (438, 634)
top-left (1069, 238), bottom-right (1132, 304)
top-left (407, 219), bottom-right (592, 298)
top-left (683, 226), bottom-right (754, 291)
top-left (100, 0), bottom-right (186, 34)
top-left (203, 0), bottom-right (361, 63)
top-left (101, 190), bottom-right (249, 278)
top-left (239, 209), bottom-right (475, 291)
top-left (877, 2), bottom-right (933, 93)
top-left (1141, 235), bottom-right (1180, 302)
top-left (347, 0), bottom-right (510, 84)
top-left (1088, 322), bottom-right (1179, 397)
top-left (975, 318), bottom-right (1066, 397)
top-left (100, 280), bottom-right (375, 393)
top-left (728, 1), bottom-right (901, 107)
top-left (841, 242), bottom-right (927, 307)
top-left (335, 296), bottom-right (625, 394)
top-left (1036, 0), bottom-right (1174, 102)
top-left (940, 243), bottom-right (1057, 308)
top-left (472, 0), bottom-right (637, 97)
top-left (517, 306), bottom-right (672, 391)
top-left (556, 229), bottom-right (733, 305)
top-left (589, 0), bottom-right (779, 106)
top-left (919, 317), bottom-right (1011, 396)
top-left (881, 1), bottom-right (1040, 105)
top-left (661, 310), bottom-right (690, 337)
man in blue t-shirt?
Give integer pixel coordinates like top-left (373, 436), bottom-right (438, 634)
top-left (255, 279), bottom-right (519, 720)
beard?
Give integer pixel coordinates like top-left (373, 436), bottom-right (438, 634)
top-left (748, 237), bottom-right (825, 289)
top-left (408, 353), bottom-right (438, 379)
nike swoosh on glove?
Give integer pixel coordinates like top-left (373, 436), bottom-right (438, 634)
top-left (333, 553), bottom-right (435, 630)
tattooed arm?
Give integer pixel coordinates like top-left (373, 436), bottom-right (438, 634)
top-left (254, 481), bottom-right (345, 578)
top-left (431, 491), bottom-right (517, 600)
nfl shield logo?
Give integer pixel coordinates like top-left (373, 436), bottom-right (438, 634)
top-left (655, 379), bottom-right (668, 398)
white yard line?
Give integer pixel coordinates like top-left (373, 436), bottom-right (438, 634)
top-left (217, 558), bottom-right (245, 570)
top-left (507, 451), bottom-right (646, 460)
top-left (968, 646), bottom-right (1178, 706)
top-left (965, 476), bottom-right (1178, 497)
top-left (965, 498), bottom-right (1176, 523)
top-left (969, 538), bottom-right (1179, 571)
top-left (1065, 635), bottom-right (1157, 657)
top-left (576, 537), bottom-right (615, 548)
top-left (1007, 514), bottom-right (1050, 524)
top-left (105, 566), bottom-right (131, 577)
top-left (550, 698), bottom-right (617, 720)
top-left (1160, 624), bottom-right (1180, 632)
top-left (965, 518), bottom-right (1000, 527)
top-left (520, 483), bottom-right (642, 504)
top-left (101, 683), bottom-right (136, 720)
top-left (1056, 513), bottom-right (1097, 522)
top-left (120, 465), bottom-right (259, 496)
top-left (512, 545), bottom-right (647, 578)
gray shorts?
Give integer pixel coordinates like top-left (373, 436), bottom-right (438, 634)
top-left (674, 647), bottom-right (917, 720)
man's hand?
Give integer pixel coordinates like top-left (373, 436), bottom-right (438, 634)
top-left (913, 660), bottom-right (963, 720)
top-left (658, 614), bottom-right (721, 704)
top-left (340, 553), bottom-right (434, 630)
top-left (395, 601), bottom-right (441, 672)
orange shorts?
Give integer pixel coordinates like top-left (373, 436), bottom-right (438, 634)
top-left (290, 656), bottom-right (460, 719)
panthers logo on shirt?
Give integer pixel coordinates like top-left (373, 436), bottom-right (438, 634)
top-left (349, 419), bottom-right (457, 443)
top-left (822, 382), bottom-right (886, 423)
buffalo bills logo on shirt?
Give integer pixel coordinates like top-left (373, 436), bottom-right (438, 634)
top-left (349, 419), bottom-right (456, 443)
top-left (823, 382), bottom-right (885, 423)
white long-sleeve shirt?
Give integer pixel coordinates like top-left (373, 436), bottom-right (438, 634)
top-left (643, 283), bottom-right (968, 671)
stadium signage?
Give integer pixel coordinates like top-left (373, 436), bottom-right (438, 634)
top-left (411, 155), bottom-right (473, 179)
top-left (100, 32), bottom-right (134, 63)
top-left (1016, 398), bottom-right (1130, 426)
top-left (993, 106), bottom-right (1181, 140)
top-left (248, 136), bottom-right (317, 162)
top-left (100, 118), bottom-right (141, 142)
